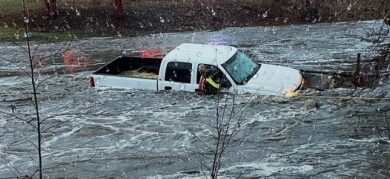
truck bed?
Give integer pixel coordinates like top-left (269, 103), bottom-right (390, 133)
top-left (94, 56), bottom-right (162, 79)
top-left (119, 69), bottom-right (159, 79)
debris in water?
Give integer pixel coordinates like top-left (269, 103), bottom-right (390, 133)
top-left (304, 99), bottom-right (319, 110)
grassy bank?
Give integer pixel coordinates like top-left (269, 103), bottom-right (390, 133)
top-left (0, 0), bottom-right (43, 14)
top-left (0, 26), bottom-right (75, 42)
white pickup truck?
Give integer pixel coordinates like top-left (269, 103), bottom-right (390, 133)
top-left (90, 43), bottom-right (303, 96)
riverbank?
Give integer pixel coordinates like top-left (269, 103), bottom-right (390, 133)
top-left (0, 0), bottom-right (387, 42)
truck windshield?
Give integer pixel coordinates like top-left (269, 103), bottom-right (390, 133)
top-left (222, 51), bottom-right (260, 85)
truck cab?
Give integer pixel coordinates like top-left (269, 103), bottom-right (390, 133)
top-left (156, 43), bottom-right (303, 96)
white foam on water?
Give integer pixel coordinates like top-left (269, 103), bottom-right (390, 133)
top-left (222, 161), bottom-right (313, 177)
top-left (43, 125), bottom-right (83, 148)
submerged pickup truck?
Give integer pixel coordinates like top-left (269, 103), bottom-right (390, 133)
top-left (90, 43), bottom-right (303, 96)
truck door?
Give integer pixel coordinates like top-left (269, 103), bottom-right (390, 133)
top-left (158, 61), bottom-right (197, 92)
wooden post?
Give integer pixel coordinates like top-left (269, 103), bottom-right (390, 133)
top-left (353, 53), bottom-right (363, 87)
top-left (356, 53), bottom-right (361, 75)
top-left (51, 0), bottom-right (57, 15)
top-left (44, 0), bottom-right (57, 17)
top-left (114, 0), bottom-right (123, 21)
top-left (44, 0), bottom-right (51, 15)
top-left (385, 16), bottom-right (390, 26)
top-left (385, 112), bottom-right (390, 139)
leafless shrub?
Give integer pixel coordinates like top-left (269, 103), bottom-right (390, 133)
top-left (190, 93), bottom-right (245, 179)
top-left (0, 1), bottom-right (77, 178)
top-left (354, 111), bottom-right (390, 141)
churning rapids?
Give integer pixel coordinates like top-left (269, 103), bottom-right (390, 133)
top-left (1, 20), bottom-right (390, 178)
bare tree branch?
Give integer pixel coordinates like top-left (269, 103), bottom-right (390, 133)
top-left (0, 110), bottom-right (36, 128)
top-left (0, 56), bottom-right (32, 78)
top-left (195, 146), bottom-right (211, 178)
top-left (49, 148), bottom-right (105, 173)
top-left (30, 168), bottom-right (40, 179)
top-left (38, 38), bottom-right (73, 62)
top-left (189, 130), bottom-right (213, 152)
top-left (31, 43), bottom-right (42, 61)
top-left (42, 121), bottom-right (66, 134)
top-left (196, 93), bottom-right (247, 178)
top-left (40, 115), bottom-right (62, 125)
top-left (35, 75), bottom-right (53, 90)
top-left (0, 159), bottom-right (21, 178)
top-left (10, 41), bottom-right (29, 55)
top-left (25, 138), bottom-right (39, 151)
top-left (384, 112), bottom-right (390, 139)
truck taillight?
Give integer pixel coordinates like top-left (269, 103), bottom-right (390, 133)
top-left (89, 77), bottom-right (95, 87)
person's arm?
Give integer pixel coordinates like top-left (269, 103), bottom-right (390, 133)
top-left (206, 77), bottom-right (220, 89)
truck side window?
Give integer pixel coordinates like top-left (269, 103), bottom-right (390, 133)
top-left (165, 62), bottom-right (192, 83)
top-left (197, 64), bottom-right (232, 88)
top-left (197, 64), bottom-right (219, 83)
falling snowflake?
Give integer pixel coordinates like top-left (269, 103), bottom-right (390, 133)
top-left (263, 11), bottom-right (268, 18)
top-left (23, 17), bottom-right (29, 23)
top-left (159, 17), bottom-right (165, 23)
top-left (347, 3), bottom-right (352, 11)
